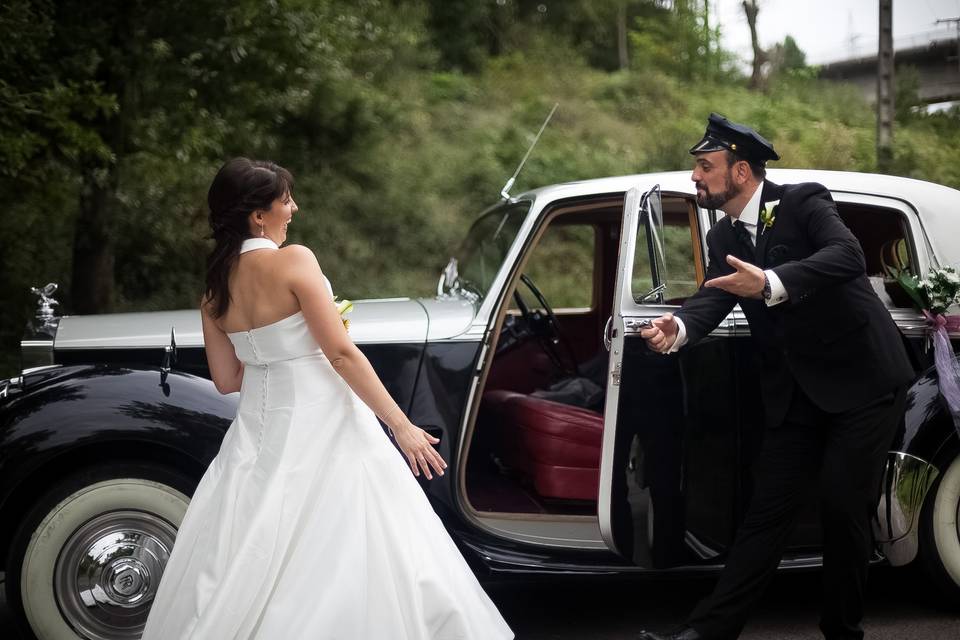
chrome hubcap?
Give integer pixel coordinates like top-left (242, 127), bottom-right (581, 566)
top-left (54, 510), bottom-right (177, 639)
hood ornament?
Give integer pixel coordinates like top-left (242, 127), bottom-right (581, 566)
top-left (30, 282), bottom-right (60, 336)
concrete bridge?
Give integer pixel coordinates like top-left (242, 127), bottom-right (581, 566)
top-left (819, 37), bottom-right (960, 105)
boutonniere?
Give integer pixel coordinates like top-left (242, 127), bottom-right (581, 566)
top-left (760, 200), bottom-right (779, 230)
top-left (335, 297), bottom-right (354, 332)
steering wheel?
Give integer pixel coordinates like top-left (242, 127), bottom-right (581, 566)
top-left (512, 273), bottom-right (580, 377)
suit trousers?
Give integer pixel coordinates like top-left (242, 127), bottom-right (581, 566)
top-left (686, 382), bottom-right (907, 640)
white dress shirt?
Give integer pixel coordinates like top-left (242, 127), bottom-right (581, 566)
top-left (666, 183), bottom-right (788, 353)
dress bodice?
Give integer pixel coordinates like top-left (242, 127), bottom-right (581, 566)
top-left (226, 237), bottom-right (333, 365)
top-left (227, 311), bottom-right (324, 365)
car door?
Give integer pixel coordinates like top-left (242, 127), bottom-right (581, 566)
top-left (598, 185), bottom-right (742, 569)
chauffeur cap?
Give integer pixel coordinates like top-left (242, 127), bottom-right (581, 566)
top-left (689, 112), bottom-right (780, 165)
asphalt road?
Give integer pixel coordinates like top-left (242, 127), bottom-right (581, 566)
top-left (2, 566), bottom-right (957, 639)
top-left (486, 565), bottom-right (960, 640)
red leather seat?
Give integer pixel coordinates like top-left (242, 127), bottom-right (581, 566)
top-left (482, 390), bottom-right (603, 501)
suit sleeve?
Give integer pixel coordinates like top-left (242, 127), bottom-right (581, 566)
top-left (674, 226), bottom-right (738, 347)
top-left (770, 184), bottom-right (866, 304)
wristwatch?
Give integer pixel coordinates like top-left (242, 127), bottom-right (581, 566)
top-left (761, 273), bottom-right (772, 300)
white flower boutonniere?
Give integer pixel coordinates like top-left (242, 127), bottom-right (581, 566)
top-left (760, 199), bottom-right (779, 230)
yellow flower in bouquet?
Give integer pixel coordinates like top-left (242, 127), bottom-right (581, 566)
top-left (335, 298), bottom-right (354, 332)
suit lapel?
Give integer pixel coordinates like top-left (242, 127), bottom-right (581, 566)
top-left (755, 180), bottom-right (784, 268)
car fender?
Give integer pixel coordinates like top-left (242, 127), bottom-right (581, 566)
top-left (0, 364), bottom-right (236, 560)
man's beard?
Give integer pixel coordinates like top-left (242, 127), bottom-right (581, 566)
top-left (696, 173), bottom-right (741, 210)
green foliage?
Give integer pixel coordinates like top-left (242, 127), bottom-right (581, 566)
top-left (2, 0), bottom-right (960, 379)
top-left (780, 36), bottom-right (806, 70)
top-left (424, 0), bottom-right (492, 72)
top-left (895, 66), bottom-right (922, 124)
top-left (629, 0), bottom-right (731, 82)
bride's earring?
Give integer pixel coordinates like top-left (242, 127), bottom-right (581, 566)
top-left (259, 224), bottom-right (265, 238)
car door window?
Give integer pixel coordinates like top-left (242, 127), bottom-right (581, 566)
top-left (513, 222), bottom-right (596, 311)
top-left (632, 196), bottom-right (702, 305)
top-left (836, 201), bottom-right (916, 309)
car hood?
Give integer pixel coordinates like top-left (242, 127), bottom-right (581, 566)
top-left (53, 297), bottom-right (477, 350)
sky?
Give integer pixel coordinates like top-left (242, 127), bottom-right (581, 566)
top-left (715, 0), bottom-right (960, 66)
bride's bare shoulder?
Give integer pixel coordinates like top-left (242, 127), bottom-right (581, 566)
top-left (277, 244), bottom-right (324, 277)
top-left (278, 244), bottom-right (319, 264)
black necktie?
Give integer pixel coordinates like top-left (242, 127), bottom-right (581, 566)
top-left (733, 219), bottom-right (755, 260)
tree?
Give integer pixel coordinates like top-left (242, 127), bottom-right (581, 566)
top-left (629, 0), bottom-right (724, 81)
top-left (2, 0), bottom-right (426, 314)
top-left (424, 0), bottom-right (494, 72)
top-left (767, 34), bottom-right (809, 79)
top-left (742, 0), bottom-right (768, 89)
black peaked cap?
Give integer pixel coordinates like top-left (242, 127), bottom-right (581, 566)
top-left (689, 112), bottom-right (780, 165)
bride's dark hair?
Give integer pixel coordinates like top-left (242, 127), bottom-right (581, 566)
top-left (204, 157), bottom-right (294, 319)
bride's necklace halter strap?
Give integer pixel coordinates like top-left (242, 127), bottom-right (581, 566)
top-left (240, 237), bottom-right (279, 254)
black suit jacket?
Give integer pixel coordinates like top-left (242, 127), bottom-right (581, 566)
top-left (675, 180), bottom-right (914, 427)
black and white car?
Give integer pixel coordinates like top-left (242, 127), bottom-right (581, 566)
top-left (2, 168), bottom-right (959, 639)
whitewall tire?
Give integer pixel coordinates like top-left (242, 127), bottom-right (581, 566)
top-left (6, 466), bottom-right (191, 640)
top-left (920, 452), bottom-right (960, 603)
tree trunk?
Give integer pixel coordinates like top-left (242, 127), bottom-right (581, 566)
top-left (71, 165), bottom-right (117, 313)
top-left (617, 0), bottom-right (628, 70)
top-left (70, 3), bottom-right (138, 314)
top-left (742, 0), bottom-right (767, 90)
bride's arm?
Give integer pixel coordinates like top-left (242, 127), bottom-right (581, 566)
top-left (200, 299), bottom-right (245, 394)
top-left (283, 245), bottom-right (447, 479)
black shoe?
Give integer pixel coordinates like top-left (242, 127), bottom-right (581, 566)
top-left (637, 626), bottom-right (702, 640)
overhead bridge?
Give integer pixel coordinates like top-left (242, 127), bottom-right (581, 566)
top-left (819, 38), bottom-right (960, 105)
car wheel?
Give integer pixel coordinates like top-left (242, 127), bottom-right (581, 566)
top-left (919, 450), bottom-right (960, 603)
top-left (5, 464), bottom-right (192, 640)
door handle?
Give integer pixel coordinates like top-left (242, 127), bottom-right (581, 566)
top-left (603, 316), bottom-right (615, 351)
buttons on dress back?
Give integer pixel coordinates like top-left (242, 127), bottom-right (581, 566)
top-left (245, 332), bottom-right (268, 454)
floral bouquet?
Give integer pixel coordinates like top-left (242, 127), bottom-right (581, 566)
top-left (335, 298), bottom-right (354, 332)
top-left (895, 266), bottom-right (960, 318)
top-left (897, 266), bottom-right (960, 429)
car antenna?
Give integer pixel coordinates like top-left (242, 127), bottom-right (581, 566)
top-left (499, 102), bottom-right (559, 201)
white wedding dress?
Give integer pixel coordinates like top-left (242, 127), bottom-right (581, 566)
top-left (141, 239), bottom-right (513, 639)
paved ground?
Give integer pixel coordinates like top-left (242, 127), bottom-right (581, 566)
top-left (2, 566), bottom-right (958, 639)
top-left (485, 564), bottom-right (959, 640)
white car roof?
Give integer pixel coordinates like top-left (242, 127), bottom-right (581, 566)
top-left (517, 168), bottom-right (960, 264)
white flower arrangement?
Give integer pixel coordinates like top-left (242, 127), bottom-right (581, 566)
top-left (899, 266), bottom-right (960, 316)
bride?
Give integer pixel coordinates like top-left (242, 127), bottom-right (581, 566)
top-left (141, 158), bottom-right (514, 639)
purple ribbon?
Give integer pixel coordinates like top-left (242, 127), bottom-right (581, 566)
top-left (924, 311), bottom-right (960, 436)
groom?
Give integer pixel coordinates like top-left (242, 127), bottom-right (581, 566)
top-left (637, 113), bottom-right (913, 640)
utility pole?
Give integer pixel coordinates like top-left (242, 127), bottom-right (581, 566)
top-left (936, 17), bottom-right (960, 73)
top-left (877, 0), bottom-right (894, 171)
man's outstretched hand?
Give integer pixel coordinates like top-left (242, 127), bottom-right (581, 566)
top-left (640, 313), bottom-right (679, 354)
top-left (704, 255), bottom-right (765, 298)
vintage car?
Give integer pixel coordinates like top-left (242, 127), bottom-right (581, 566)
top-left (2, 168), bottom-right (959, 639)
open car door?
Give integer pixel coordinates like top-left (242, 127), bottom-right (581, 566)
top-left (599, 184), bottom-right (745, 569)
top-left (598, 185), bottom-right (667, 559)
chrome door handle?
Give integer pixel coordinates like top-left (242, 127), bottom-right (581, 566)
top-left (603, 316), bottom-right (614, 351)
top-left (624, 318), bottom-right (653, 331)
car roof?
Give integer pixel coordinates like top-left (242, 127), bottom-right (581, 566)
top-left (516, 168), bottom-right (960, 264)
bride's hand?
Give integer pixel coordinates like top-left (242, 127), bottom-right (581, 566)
top-left (392, 422), bottom-right (447, 480)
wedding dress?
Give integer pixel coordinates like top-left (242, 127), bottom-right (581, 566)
top-left (141, 238), bottom-right (513, 639)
